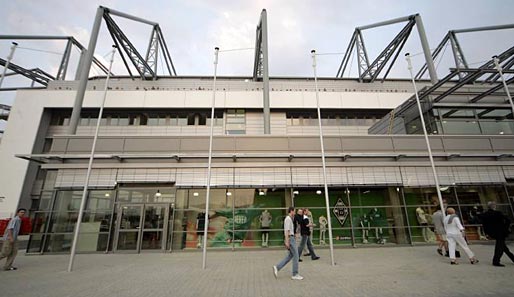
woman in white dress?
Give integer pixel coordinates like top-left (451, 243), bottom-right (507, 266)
top-left (443, 207), bottom-right (479, 265)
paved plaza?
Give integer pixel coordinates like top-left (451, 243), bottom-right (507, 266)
top-left (2, 243), bottom-right (514, 297)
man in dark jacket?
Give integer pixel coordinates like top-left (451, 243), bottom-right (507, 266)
top-left (481, 201), bottom-right (514, 267)
top-left (297, 209), bottom-right (320, 262)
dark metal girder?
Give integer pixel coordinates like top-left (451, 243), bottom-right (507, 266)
top-left (359, 19), bottom-right (415, 82)
top-left (470, 76), bottom-right (514, 103)
top-left (145, 27), bottom-right (159, 78)
top-left (155, 26), bottom-right (176, 76)
top-left (0, 35), bottom-right (111, 78)
top-left (415, 33), bottom-right (450, 80)
top-left (0, 58), bottom-right (51, 86)
top-left (433, 71), bottom-right (485, 102)
top-left (484, 55), bottom-right (514, 83)
top-left (380, 23), bottom-right (414, 82)
top-left (336, 31), bottom-right (357, 77)
top-left (105, 24), bottom-right (135, 79)
top-left (253, 20), bottom-right (263, 80)
top-left (92, 57), bottom-right (113, 75)
top-left (56, 39), bottom-right (72, 80)
top-left (103, 11), bottom-right (155, 79)
top-left (417, 70), bottom-right (460, 102)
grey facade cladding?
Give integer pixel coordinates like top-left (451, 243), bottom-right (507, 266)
top-left (24, 134), bottom-right (514, 188)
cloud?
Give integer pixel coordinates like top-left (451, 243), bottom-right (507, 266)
top-left (1, 0), bottom-right (513, 82)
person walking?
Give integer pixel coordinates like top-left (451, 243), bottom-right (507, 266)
top-left (303, 208), bottom-right (315, 256)
top-left (443, 207), bottom-right (479, 265)
top-left (481, 201), bottom-right (514, 267)
top-left (432, 206), bottom-right (448, 257)
top-left (273, 207), bottom-right (303, 280)
top-left (298, 209), bottom-right (320, 262)
top-left (1, 208), bottom-right (26, 271)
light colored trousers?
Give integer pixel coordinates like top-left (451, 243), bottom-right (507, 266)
top-left (447, 233), bottom-right (474, 260)
top-left (0, 240), bottom-right (18, 270)
top-left (276, 236), bottom-right (299, 276)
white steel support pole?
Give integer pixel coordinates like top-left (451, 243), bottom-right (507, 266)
top-left (405, 53), bottom-right (445, 215)
top-left (414, 15), bottom-right (438, 85)
top-left (68, 46), bottom-right (116, 272)
top-left (311, 50), bottom-right (335, 266)
top-left (202, 47), bottom-right (219, 270)
top-left (493, 56), bottom-right (514, 117)
top-left (0, 42), bottom-right (18, 89)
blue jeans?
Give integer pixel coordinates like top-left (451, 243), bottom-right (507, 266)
top-left (276, 236), bottom-right (299, 276)
top-left (298, 235), bottom-right (317, 259)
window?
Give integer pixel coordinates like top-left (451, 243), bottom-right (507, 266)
top-left (206, 112), bottom-right (223, 126)
top-left (50, 114), bottom-right (71, 126)
top-left (177, 115), bottom-right (187, 126)
top-left (187, 113), bottom-right (207, 126)
top-left (147, 114), bottom-right (166, 126)
top-left (225, 109), bottom-right (245, 134)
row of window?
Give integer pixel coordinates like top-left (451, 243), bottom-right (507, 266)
top-left (50, 110), bottom-right (239, 127)
top-left (27, 185), bottom-right (514, 253)
top-left (288, 117), bottom-right (379, 126)
top-left (434, 108), bottom-right (513, 120)
top-left (50, 109), bottom-right (388, 130)
top-left (286, 110), bottom-right (387, 127)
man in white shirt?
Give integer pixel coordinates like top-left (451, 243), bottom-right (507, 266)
top-left (1, 208), bottom-right (26, 271)
top-left (273, 207), bottom-right (303, 280)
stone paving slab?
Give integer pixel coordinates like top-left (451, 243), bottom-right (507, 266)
top-left (2, 244), bottom-right (514, 297)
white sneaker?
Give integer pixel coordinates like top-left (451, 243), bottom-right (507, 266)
top-left (272, 266), bottom-right (278, 279)
top-left (291, 274), bottom-right (304, 280)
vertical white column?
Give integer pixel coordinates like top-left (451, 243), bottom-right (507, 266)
top-left (405, 53), bottom-right (445, 216)
top-left (68, 46), bottom-right (116, 272)
top-left (202, 47), bottom-right (219, 269)
top-left (311, 50), bottom-right (335, 266)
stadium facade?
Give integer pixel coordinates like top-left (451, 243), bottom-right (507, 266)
top-left (0, 8), bottom-right (512, 253)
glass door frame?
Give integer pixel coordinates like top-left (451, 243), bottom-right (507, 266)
top-left (113, 203), bottom-right (171, 253)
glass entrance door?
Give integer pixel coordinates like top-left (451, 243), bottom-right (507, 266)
top-left (116, 204), bottom-right (143, 251)
top-left (114, 204), bottom-right (170, 252)
top-left (141, 205), bottom-right (166, 250)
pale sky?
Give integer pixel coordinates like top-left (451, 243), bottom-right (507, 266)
top-left (1, 0), bottom-right (513, 111)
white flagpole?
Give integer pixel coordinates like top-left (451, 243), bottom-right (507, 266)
top-left (202, 47), bottom-right (219, 269)
top-left (68, 46), bottom-right (117, 272)
top-left (311, 50), bottom-right (335, 266)
top-left (492, 56), bottom-right (514, 117)
top-left (405, 53), bottom-right (445, 215)
top-left (0, 42), bottom-right (18, 89)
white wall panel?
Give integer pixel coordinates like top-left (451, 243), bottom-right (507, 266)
top-left (502, 166), bottom-right (514, 179)
top-left (401, 167), bottom-right (455, 186)
top-left (234, 168), bottom-right (291, 186)
top-left (451, 166), bottom-right (505, 184)
top-left (225, 91), bottom-right (262, 108)
top-left (270, 92), bottom-right (303, 108)
top-left (117, 168), bottom-right (176, 183)
top-left (246, 112), bottom-right (264, 135)
top-left (55, 169), bottom-right (117, 188)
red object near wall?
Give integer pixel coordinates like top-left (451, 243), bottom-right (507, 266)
top-left (0, 217), bottom-right (32, 236)
top-left (0, 219), bottom-right (8, 235)
top-left (21, 217), bottom-right (32, 235)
